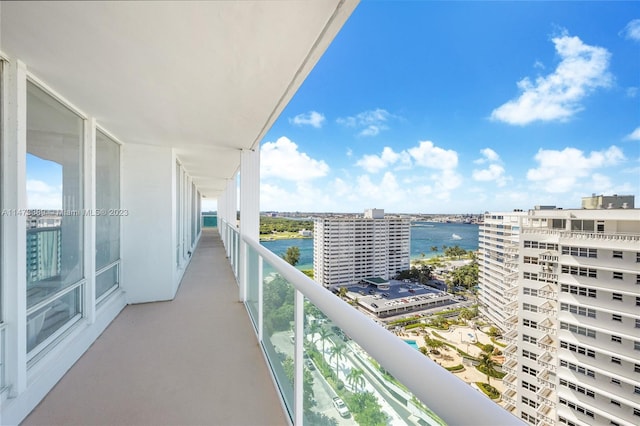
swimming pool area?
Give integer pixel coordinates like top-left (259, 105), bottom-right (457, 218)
top-left (405, 339), bottom-right (419, 350)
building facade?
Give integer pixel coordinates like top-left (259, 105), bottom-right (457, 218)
top-left (313, 210), bottom-right (410, 287)
top-left (482, 202), bottom-right (640, 426)
top-left (478, 211), bottom-right (528, 331)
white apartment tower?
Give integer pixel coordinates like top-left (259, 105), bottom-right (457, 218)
top-left (478, 211), bottom-right (528, 331)
top-left (313, 209), bottom-right (410, 287)
top-left (484, 198), bottom-right (640, 426)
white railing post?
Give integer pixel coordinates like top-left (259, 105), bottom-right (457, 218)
top-left (294, 289), bottom-right (304, 425)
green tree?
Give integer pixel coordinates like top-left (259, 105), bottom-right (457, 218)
top-left (430, 246), bottom-right (438, 253)
top-left (282, 356), bottom-right (316, 410)
top-left (346, 392), bottom-right (387, 426)
top-left (329, 343), bottom-right (346, 376)
top-left (338, 287), bottom-right (348, 299)
top-left (346, 368), bottom-right (365, 393)
top-left (318, 327), bottom-right (331, 356)
top-left (478, 351), bottom-right (497, 385)
top-left (282, 246), bottom-right (300, 266)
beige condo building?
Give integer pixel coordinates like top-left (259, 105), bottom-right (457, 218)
top-left (480, 197), bottom-right (640, 426)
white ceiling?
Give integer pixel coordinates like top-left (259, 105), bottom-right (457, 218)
top-left (1, 0), bottom-right (358, 198)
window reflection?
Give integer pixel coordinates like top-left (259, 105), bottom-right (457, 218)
top-left (26, 81), bottom-right (83, 352)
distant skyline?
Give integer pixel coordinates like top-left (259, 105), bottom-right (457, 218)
top-left (227, 2), bottom-right (639, 214)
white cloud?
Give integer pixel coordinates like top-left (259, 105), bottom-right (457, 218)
top-left (474, 148), bottom-right (501, 164)
top-left (337, 108), bottom-right (393, 137)
top-left (408, 140), bottom-right (458, 170)
top-left (289, 111), bottom-right (325, 128)
top-left (472, 164), bottom-right (508, 186)
top-left (491, 31), bottom-right (612, 125)
top-left (472, 148), bottom-right (508, 186)
top-left (356, 147), bottom-right (411, 173)
top-left (626, 87), bottom-right (639, 98)
top-left (621, 19), bottom-right (640, 42)
top-left (261, 136), bottom-right (329, 181)
top-left (26, 179), bottom-right (62, 209)
top-left (625, 127), bottom-right (640, 141)
top-left (526, 146), bottom-right (625, 193)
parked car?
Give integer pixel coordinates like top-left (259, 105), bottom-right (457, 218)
top-left (305, 359), bottom-right (316, 371)
top-left (332, 397), bottom-right (350, 418)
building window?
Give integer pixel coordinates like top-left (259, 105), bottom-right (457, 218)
top-left (612, 250), bottom-right (623, 259)
top-left (611, 357), bottom-right (621, 364)
top-left (636, 274), bottom-right (640, 285)
top-left (560, 322), bottom-right (596, 338)
top-left (522, 365), bottom-right (537, 376)
top-left (635, 386), bottom-right (640, 395)
top-left (611, 378), bottom-right (620, 385)
top-left (560, 359), bottom-right (596, 378)
top-left (634, 408), bottom-right (640, 417)
top-left (561, 283), bottom-right (596, 298)
top-left (611, 335), bottom-right (622, 344)
top-left (560, 340), bottom-right (596, 358)
top-left (559, 398), bottom-right (594, 418)
top-left (637, 252), bottom-right (640, 263)
top-left (612, 292), bottom-right (623, 300)
top-left (559, 378), bottom-right (595, 397)
top-left (523, 334), bottom-right (537, 344)
top-left (561, 302), bottom-right (596, 318)
top-left (521, 396), bottom-right (538, 408)
top-left (26, 81), bottom-right (84, 354)
top-left (637, 297), bottom-right (640, 307)
top-left (612, 314), bottom-right (622, 322)
top-left (635, 363), bottom-right (640, 373)
top-left (522, 349), bottom-right (537, 360)
top-left (95, 130), bottom-right (121, 301)
top-left (558, 417), bottom-right (578, 426)
top-left (611, 400), bottom-right (621, 407)
top-left (613, 272), bottom-right (623, 280)
top-left (561, 264), bottom-right (597, 278)
top-left (636, 319), bottom-right (640, 328)
top-left (562, 246), bottom-right (597, 258)
top-left (522, 381), bottom-right (538, 392)
top-left (635, 341), bottom-right (640, 351)
top-left (522, 412), bottom-right (538, 425)
top-left (523, 318), bottom-right (538, 329)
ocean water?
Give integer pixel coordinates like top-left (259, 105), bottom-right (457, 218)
top-left (261, 222), bottom-right (479, 270)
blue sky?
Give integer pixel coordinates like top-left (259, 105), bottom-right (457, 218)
top-left (256, 1), bottom-right (640, 214)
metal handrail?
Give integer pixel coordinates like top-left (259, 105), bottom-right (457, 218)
top-left (242, 234), bottom-right (523, 426)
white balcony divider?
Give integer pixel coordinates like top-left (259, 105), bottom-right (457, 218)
top-left (227, 223), bottom-right (523, 426)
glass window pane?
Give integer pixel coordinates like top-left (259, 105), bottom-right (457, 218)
top-left (96, 264), bottom-right (119, 300)
top-left (26, 81), bottom-right (83, 310)
top-left (27, 286), bottom-right (82, 353)
top-left (95, 130), bottom-right (120, 299)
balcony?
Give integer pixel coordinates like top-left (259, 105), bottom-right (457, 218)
top-left (537, 334), bottom-right (556, 352)
top-left (23, 229), bottom-right (287, 425)
top-left (24, 227), bottom-right (522, 424)
top-left (536, 387), bottom-right (556, 408)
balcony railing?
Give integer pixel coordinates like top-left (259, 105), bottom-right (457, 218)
top-left (220, 220), bottom-right (522, 425)
top-left (522, 228), bottom-right (640, 242)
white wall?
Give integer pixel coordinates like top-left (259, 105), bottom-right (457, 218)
top-left (121, 143), bottom-right (175, 303)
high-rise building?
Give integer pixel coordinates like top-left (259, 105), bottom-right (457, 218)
top-left (478, 210), bottom-right (528, 331)
top-left (313, 209), bottom-right (410, 287)
top-left (480, 198), bottom-right (640, 426)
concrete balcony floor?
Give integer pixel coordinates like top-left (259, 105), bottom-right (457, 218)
top-left (23, 229), bottom-right (287, 426)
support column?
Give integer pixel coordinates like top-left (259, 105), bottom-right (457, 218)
top-left (239, 149), bottom-right (259, 302)
top-left (2, 59), bottom-right (28, 394)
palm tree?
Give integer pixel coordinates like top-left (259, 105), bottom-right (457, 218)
top-left (329, 343), bottom-right (346, 377)
top-left (478, 351), bottom-right (497, 385)
top-left (346, 368), bottom-right (365, 393)
top-left (338, 287), bottom-right (348, 299)
top-left (307, 322), bottom-right (320, 346)
top-left (430, 246), bottom-right (438, 253)
top-left (318, 327), bottom-right (331, 356)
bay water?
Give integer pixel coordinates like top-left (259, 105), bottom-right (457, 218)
top-left (261, 222), bottom-right (479, 270)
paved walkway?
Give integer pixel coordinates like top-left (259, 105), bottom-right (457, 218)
top-left (23, 229), bottom-right (287, 426)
